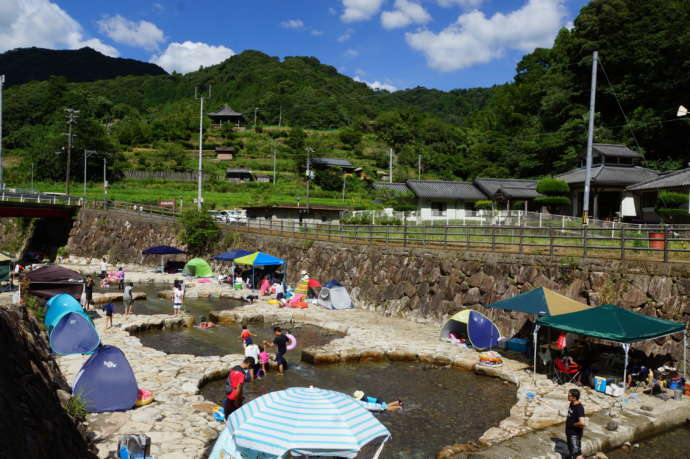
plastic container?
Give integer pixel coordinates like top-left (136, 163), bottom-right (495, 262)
top-left (649, 232), bottom-right (665, 250)
top-left (594, 376), bottom-right (607, 393)
top-left (507, 338), bottom-right (529, 353)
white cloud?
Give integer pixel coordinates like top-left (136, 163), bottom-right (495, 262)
top-left (340, 0), bottom-right (385, 22)
top-left (311, 29), bottom-right (324, 36)
top-left (150, 41), bottom-right (235, 73)
top-left (337, 28), bottom-right (354, 42)
top-left (406, 0), bottom-right (567, 71)
top-left (437, 0), bottom-right (485, 8)
top-left (381, 0), bottom-right (432, 30)
top-left (354, 76), bottom-right (397, 92)
top-left (280, 19), bottom-right (304, 29)
top-left (345, 48), bottom-right (359, 57)
top-left (355, 68), bottom-right (366, 76)
top-left (97, 15), bottom-right (165, 50)
top-left (0, 0), bottom-right (118, 56)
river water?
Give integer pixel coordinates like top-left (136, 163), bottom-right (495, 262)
top-left (130, 289), bottom-right (516, 458)
top-left (607, 423), bottom-right (690, 458)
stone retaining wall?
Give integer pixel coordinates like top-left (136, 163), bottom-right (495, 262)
top-left (65, 208), bottom-right (690, 360)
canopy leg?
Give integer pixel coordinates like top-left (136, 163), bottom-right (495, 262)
top-left (684, 333), bottom-right (687, 380)
top-left (622, 343), bottom-right (630, 390)
top-left (533, 324), bottom-right (541, 382)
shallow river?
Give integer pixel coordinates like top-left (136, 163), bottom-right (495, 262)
top-left (135, 307), bottom-right (516, 458)
top-left (607, 423), bottom-right (690, 459)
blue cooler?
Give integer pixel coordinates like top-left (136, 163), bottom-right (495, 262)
top-left (594, 376), bottom-right (607, 393)
top-left (506, 338), bottom-right (529, 354)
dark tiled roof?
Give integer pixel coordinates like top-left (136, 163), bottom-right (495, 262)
top-left (626, 168), bottom-right (690, 191)
top-left (373, 182), bottom-right (411, 194)
top-left (226, 168), bottom-right (253, 174)
top-left (474, 178), bottom-right (539, 197)
top-left (497, 186), bottom-right (543, 199)
top-left (311, 158), bottom-right (354, 168)
top-left (208, 104), bottom-right (243, 117)
top-left (556, 165), bottom-right (658, 186)
top-left (243, 204), bottom-right (350, 211)
top-left (406, 180), bottom-right (487, 201)
top-left (580, 143), bottom-right (644, 159)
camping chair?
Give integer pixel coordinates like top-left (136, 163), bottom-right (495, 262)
top-left (553, 357), bottom-right (582, 385)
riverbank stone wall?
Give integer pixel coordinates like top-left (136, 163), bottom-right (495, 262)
top-left (65, 208), bottom-right (689, 360)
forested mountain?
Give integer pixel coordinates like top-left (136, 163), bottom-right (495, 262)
top-left (0, 47), bottom-right (167, 87)
top-left (1, 0), bottom-right (689, 186)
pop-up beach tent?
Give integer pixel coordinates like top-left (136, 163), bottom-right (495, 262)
top-left (182, 258), bottom-right (213, 277)
top-left (233, 252), bottom-right (286, 287)
top-left (72, 345), bottom-right (138, 412)
top-left (318, 283), bottom-right (353, 310)
top-left (534, 304), bottom-right (687, 384)
top-left (441, 309), bottom-right (501, 350)
top-left (489, 287), bottom-right (591, 317)
top-left (44, 293), bottom-right (100, 355)
top-left (27, 264), bottom-right (84, 300)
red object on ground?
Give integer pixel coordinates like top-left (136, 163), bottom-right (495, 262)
top-left (307, 278), bottom-right (321, 288)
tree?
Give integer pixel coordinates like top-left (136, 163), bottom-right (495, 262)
top-left (656, 191), bottom-right (689, 222)
top-left (313, 167), bottom-right (343, 192)
top-left (338, 127), bottom-right (363, 150)
top-left (285, 126), bottom-right (307, 151)
top-left (534, 177), bottom-right (571, 212)
top-left (178, 208), bottom-right (221, 255)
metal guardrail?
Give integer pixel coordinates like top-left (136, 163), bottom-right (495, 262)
top-left (1, 191), bottom-right (688, 263)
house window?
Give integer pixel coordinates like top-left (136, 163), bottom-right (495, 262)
top-left (431, 201), bottom-right (447, 216)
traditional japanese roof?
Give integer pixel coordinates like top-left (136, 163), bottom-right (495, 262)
top-left (496, 186), bottom-right (543, 199)
top-left (580, 143), bottom-right (645, 159)
top-left (208, 104), bottom-right (243, 117)
top-left (473, 178), bottom-right (539, 198)
top-left (406, 180), bottom-right (487, 201)
top-left (373, 182), bottom-right (411, 194)
top-left (311, 158), bottom-right (354, 168)
top-left (556, 165), bottom-right (658, 186)
top-left (626, 168), bottom-right (690, 191)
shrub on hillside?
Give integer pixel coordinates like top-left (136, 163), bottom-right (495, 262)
top-left (178, 208), bottom-right (221, 255)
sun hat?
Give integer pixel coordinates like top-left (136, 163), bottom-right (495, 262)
top-left (353, 390), bottom-right (365, 400)
top-left (300, 270), bottom-right (308, 275)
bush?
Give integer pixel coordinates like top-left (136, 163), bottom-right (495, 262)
top-left (656, 191), bottom-right (688, 209)
top-left (474, 200), bottom-right (493, 210)
top-left (24, 295), bottom-right (45, 325)
top-left (178, 208), bottom-right (221, 255)
top-left (534, 196), bottom-right (571, 207)
top-left (65, 394), bottom-right (88, 419)
top-left (536, 177), bottom-right (570, 195)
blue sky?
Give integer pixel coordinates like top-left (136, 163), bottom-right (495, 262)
top-left (0, 0), bottom-right (590, 91)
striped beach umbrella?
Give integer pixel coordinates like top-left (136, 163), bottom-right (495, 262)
top-left (209, 386), bottom-right (391, 459)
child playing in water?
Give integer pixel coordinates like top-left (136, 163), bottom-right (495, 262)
top-left (101, 302), bottom-right (114, 329)
top-left (240, 325), bottom-right (255, 345)
top-left (259, 345), bottom-right (270, 375)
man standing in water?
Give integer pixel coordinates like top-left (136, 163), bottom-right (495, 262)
top-left (565, 388), bottom-right (585, 459)
top-left (263, 327), bottom-right (289, 374)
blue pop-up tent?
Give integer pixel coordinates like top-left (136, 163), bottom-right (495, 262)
top-left (440, 309), bottom-right (501, 350)
top-left (72, 345), bottom-right (138, 412)
top-left (45, 294), bottom-right (100, 355)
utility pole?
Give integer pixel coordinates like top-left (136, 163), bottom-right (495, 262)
top-left (582, 50), bottom-right (598, 225)
top-left (103, 157), bottom-right (108, 200)
top-left (272, 142), bottom-right (277, 185)
top-left (64, 108), bottom-right (79, 195)
top-left (305, 147), bottom-right (313, 211)
top-left (278, 105), bottom-right (282, 127)
top-left (83, 150), bottom-right (96, 198)
top-left (342, 172), bottom-right (346, 201)
top-left (389, 148), bottom-right (393, 183)
top-left (418, 154), bottom-right (421, 180)
top-left (254, 107), bottom-right (259, 129)
top-left (195, 86), bottom-right (211, 210)
top-left (0, 74), bottom-right (5, 191)
top-left (30, 162), bottom-right (34, 192)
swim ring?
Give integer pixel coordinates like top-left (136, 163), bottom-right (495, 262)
top-left (285, 333), bottom-right (297, 351)
top-left (268, 299), bottom-right (280, 305)
top-left (135, 389), bottom-right (154, 407)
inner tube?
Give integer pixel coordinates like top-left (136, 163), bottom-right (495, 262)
top-left (135, 389), bottom-right (154, 407)
top-left (285, 333), bottom-right (297, 351)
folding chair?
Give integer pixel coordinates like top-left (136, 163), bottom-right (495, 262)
top-left (553, 357), bottom-right (582, 385)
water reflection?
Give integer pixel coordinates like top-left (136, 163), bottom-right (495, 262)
top-left (607, 423), bottom-right (690, 458)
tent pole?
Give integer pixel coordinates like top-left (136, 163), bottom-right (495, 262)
top-left (533, 324), bottom-right (540, 382)
top-left (684, 333), bottom-right (687, 380)
top-left (622, 343), bottom-right (630, 390)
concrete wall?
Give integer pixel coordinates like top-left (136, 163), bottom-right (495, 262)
top-left (64, 208), bottom-right (689, 361)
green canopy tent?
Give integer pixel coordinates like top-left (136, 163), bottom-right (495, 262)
top-left (182, 258), bottom-right (213, 278)
top-left (533, 304), bottom-right (687, 386)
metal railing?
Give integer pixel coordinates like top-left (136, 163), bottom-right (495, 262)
top-left (1, 190), bottom-right (688, 263)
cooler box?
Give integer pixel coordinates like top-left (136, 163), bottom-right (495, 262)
top-left (606, 384), bottom-right (624, 397)
top-left (594, 376), bottom-right (607, 393)
top-left (506, 338), bottom-right (529, 354)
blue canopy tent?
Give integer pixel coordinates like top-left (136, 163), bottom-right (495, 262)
top-left (142, 245), bottom-right (185, 273)
top-left (213, 249), bottom-right (252, 261)
top-left (72, 345), bottom-right (138, 412)
top-left (233, 252), bottom-right (287, 288)
top-left (45, 294), bottom-right (99, 355)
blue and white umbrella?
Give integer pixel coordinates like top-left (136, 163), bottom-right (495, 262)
top-left (209, 387), bottom-right (391, 459)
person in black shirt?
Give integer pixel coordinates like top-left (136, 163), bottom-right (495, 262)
top-left (565, 388), bottom-right (585, 459)
top-left (84, 275), bottom-right (95, 311)
top-left (263, 327), bottom-right (289, 374)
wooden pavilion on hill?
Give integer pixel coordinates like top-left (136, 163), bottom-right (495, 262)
top-left (208, 105), bottom-right (244, 127)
